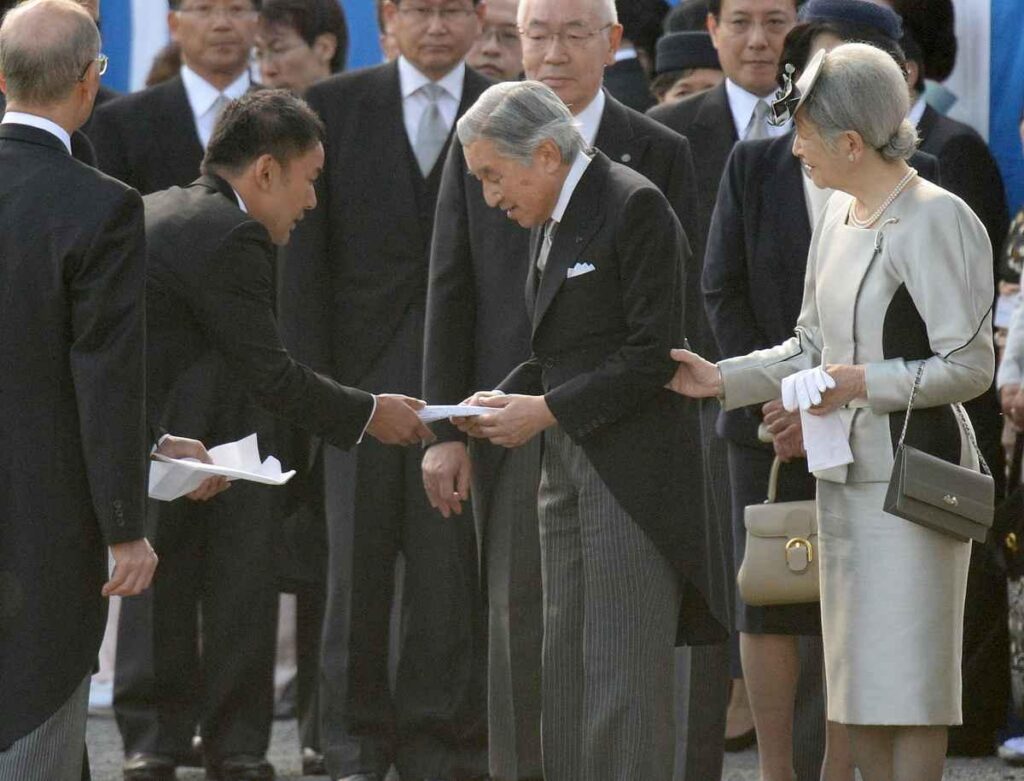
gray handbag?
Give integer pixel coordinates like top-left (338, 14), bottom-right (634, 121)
top-left (883, 363), bottom-right (995, 543)
top-left (737, 457), bottom-right (819, 606)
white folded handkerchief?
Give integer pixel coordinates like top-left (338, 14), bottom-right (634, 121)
top-left (567, 262), bottom-right (596, 279)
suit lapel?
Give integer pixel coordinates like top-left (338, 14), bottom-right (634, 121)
top-left (524, 227), bottom-right (543, 321)
top-left (154, 78), bottom-right (205, 181)
top-left (532, 155), bottom-right (608, 331)
top-left (593, 93), bottom-right (646, 169)
top-left (693, 82), bottom-right (738, 177)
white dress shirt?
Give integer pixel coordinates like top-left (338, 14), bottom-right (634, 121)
top-left (180, 65), bottom-right (251, 149)
top-left (1, 111), bottom-right (71, 153)
top-left (573, 89), bottom-right (606, 148)
top-left (725, 78), bottom-right (789, 140)
top-left (908, 95), bottom-right (927, 128)
top-left (552, 150), bottom-right (594, 226)
top-left (398, 56), bottom-right (465, 149)
top-left (614, 45), bottom-right (638, 63)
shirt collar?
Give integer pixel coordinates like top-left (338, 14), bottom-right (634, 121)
top-left (551, 150), bottom-right (593, 225)
top-left (908, 95), bottom-right (927, 128)
top-left (1, 111), bottom-right (72, 154)
top-left (573, 89), bottom-right (606, 148)
top-left (614, 45), bottom-right (638, 63)
top-left (725, 77), bottom-right (782, 138)
top-left (398, 56), bottom-right (466, 105)
top-left (180, 64), bottom-right (251, 118)
top-left (231, 186), bottom-right (249, 214)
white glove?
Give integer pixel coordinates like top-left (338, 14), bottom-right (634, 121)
top-left (781, 366), bottom-right (836, 411)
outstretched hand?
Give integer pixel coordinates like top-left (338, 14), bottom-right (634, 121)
top-left (367, 394), bottom-right (435, 446)
top-left (666, 349), bottom-right (722, 398)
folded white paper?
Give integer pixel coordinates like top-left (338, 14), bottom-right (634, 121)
top-left (798, 409), bottom-right (854, 473)
top-left (148, 433), bottom-right (295, 502)
top-left (417, 405), bottom-right (492, 424)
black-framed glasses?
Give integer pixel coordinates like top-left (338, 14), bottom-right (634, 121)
top-left (78, 53), bottom-right (108, 82)
top-left (520, 22), bottom-right (613, 50)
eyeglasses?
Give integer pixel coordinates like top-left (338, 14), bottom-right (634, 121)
top-left (718, 16), bottom-right (792, 37)
top-left (176, 3), bottom-right (257, 21)
top-left (520, 23), bottom-right (613, 51)
top-left (398, 5), bottom-right (476, 24)
top-left (252, 42), bottom-right (306, 62)
top-left (480, 25), bottom-right (520, 48)
top-left (78, 53), bottom-right (108, 81)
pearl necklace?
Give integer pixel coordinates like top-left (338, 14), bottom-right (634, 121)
top-left (848, 167), bottom-right (917, 229)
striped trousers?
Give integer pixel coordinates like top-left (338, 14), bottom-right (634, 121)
top-left (539, 427), bottom-right (681, 781)
top-left (0, 675), bottom-right (90, 781)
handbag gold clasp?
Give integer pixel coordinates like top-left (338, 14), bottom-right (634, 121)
top-left (1008, 532), bottom-right (1019, 554)
top-left (785, 537), bottom-right (813, 573)
top-left (943, 494), bottom-right (958, 507)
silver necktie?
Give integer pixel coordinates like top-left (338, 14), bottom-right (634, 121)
top-left (745, 99), bottom-right (771, 141)
top-left (414, 83), bottom-right (449, 177)
top-left (536, 220), bottom-right (557, 273)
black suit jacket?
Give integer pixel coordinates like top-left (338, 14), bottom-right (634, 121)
top-left (0, 91), bottom-right (105, 166)
top-left (703, 133), bottom-right (941, 446)
top-left (88, 75), bottom-right (206, 195)
top-left (603, 56), bottom-right (655, 113)
top-left (144, 174), bottom-right (374, 448)
top-left (423, 94), bottom-right (702, 530)
top-left (0, 124), bottom-right (147, 748)
top-left (499, 152), bottom-right (727, 645)
top-left (917, 104), bottom-right (1009, 279)
top-left (280, 62), bottom-right (492, 386)
top-left (648, 80), bottom-right (738, 359)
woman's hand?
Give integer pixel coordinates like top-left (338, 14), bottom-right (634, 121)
top-left (807, 364), bottom-right (867, 415)
top-left (667, 349), bottom-right (722, 398)
top-left (762, 399), bottom-right (805, 462)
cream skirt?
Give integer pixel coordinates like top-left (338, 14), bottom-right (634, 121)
top-left (817, 479), bottom-right (971, 725)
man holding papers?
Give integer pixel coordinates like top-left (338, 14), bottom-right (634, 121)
top-left (134, 90), bottom-right (432, 781)
top-left (454, 81), bottom-right (726, 781)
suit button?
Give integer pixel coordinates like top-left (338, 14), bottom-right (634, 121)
top-left (621, 153), bottom-right (632, 163)
top-left (542, 357), bottom-right (555, 369)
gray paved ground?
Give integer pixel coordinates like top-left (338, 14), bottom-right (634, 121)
top-left (85, 713), bottom-right (1024, 780)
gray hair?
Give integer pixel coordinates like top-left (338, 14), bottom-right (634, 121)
top-left (517, 0), bottom-right (618, 30)
top-left (801, 42), bottom-right (918, 162)
top-left (0, 0), bottom-right (100, 106)
top-left (457, 80), bottom-right (587, 166)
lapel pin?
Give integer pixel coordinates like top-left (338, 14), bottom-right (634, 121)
top-left (620, 153), bottom-right (632, 163)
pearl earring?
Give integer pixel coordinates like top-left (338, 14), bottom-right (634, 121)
top-left (848, 153), bottom-right (855, 162)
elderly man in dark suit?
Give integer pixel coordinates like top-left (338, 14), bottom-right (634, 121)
top-left (455, 79), bottom-right (727, 781)
top-left (279, 2), bottom-right (491, 779)
top-left (647, 0), bottom-right (801, 773)
top-left (140, 90), bottom-right (432, 781)
top-left (0, 1), bottom-right (162, 777)
top-left (422, 0), bottom-right (712, 778)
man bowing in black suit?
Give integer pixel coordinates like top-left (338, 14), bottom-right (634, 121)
top-left (138, 89), bottom-right (434, 781)
top-left (0, 1), bottom-right (159, 777)
top-left (422, 1), bottom-right (709, 778)
top-left (279, 3), bottom-right (491, 779)
top-left (455, 80), bottom-right (727, 781)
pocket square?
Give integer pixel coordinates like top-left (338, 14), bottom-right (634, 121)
top-left (567, 262), bottom-right (596, 279)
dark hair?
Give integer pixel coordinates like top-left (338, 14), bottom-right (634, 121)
top-left (776, 20), bottom-right (906, 87)
top-left (650, 69), bottom-right (683, 99)
top-left (664, 0), bottom-right (708, 33)
top-left (146, 41), bottom-right (181, 86)
top-left (889, 0), bottom-right (956, 82)
top-left (260, 0), bottom-right (348, 73)
top-left (202, 89), bottom-right (325, 175)
top-left (168, 0), bottom-right (261, 8)
top-left (708, 0), bottom-right (800, 17)
top-left (616, 0), bottom-right (669, 60)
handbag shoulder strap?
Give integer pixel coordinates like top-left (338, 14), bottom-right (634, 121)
top-left (766, 456), bottom-right (782, 503)
top-left (897, 362), bottom-right (991, 477)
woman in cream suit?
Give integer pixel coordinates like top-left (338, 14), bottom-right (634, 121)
top-left (670, 43), bottom-right (994, 781)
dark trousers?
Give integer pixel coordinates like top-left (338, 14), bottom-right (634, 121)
top-left (471, 439), bottom-right (544, 781)
top-left (293, 583), bottom-right (326, 752)
top-left (114, 483), bottom-right (278, 763)
top-left (319, 307), bottom-right (486, 779)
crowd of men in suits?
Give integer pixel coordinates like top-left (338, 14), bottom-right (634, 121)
top-left (0, 0), bottom-right (1016, 780)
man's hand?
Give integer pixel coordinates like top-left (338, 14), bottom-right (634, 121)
top-left (103, 538), bottom-right (159, 597)
top-left (422, 441), bottom-right (472, 518)
top-left (452, 390), bottom-right (505, 438)
top-left (807, 364), bottom-right (866, 416)
top-left (667, 349), bottom-right (722, 398)
top-left (367, 394), bottom-right (435, 446)
top-left (762, 399), bottom-right (805, 462)
top-left (155, 435), bottom-right (229, 501)
top-left (474, 394), bottom-right (555, 448)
